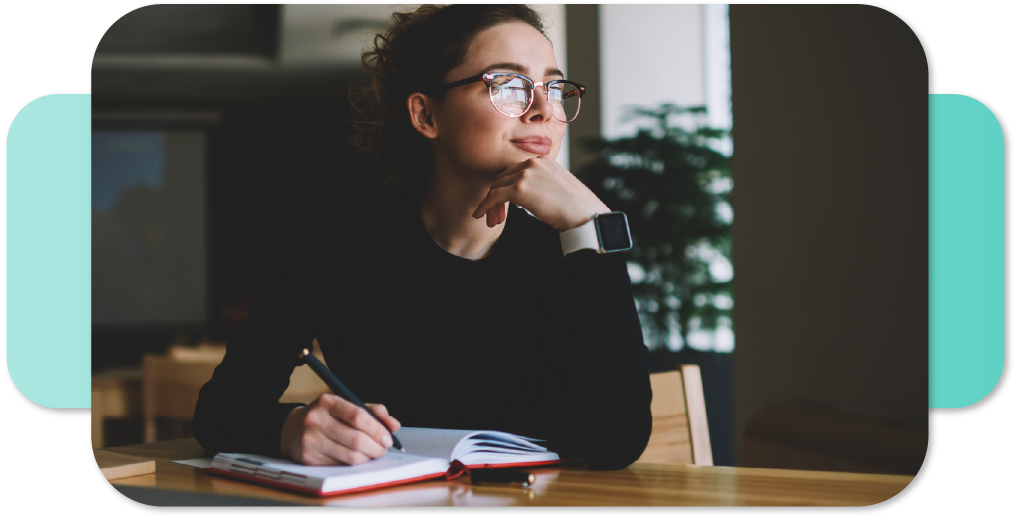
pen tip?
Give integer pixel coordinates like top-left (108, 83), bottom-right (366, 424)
top-left (301, 348), bottom-right (310, 357)
top-left (399, 448), bottom-right (406, 453)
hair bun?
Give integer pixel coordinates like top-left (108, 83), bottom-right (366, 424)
top-left (346, 5), bottom-right (547, 187)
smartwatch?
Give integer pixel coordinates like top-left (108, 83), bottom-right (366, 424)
top-left (560, 211), bottom-right (633, 256)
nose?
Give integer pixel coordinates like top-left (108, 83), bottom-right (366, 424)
top-left (525, 82), bottom-right (556, 123)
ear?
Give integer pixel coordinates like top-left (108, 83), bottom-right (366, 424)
top-left (407, 92), bottom-right (439, 139)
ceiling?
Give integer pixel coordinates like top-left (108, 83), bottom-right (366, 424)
top-left (92, 4), bottom-right (408, 102)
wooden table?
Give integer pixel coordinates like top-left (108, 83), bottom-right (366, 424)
top-left (101, 438), bottom-right (914, 506)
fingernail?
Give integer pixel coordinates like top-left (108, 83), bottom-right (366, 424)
top-left (382, 435), bottom-right (393, 448)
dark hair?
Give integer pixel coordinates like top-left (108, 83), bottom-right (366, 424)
top-left (346, 4), bottom-right (547, 187)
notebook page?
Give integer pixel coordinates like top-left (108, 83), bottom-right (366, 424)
top-left (452, 432), bottom-right (551, 461)
top-left (457, 451), bottom-right (561, 466)
top-left (317, 454), bottom-right (448, 493)
top-left (461, 439), bottom-right (545, 453)
top-left (396, 427), bottom-right (479, 460)
top-left (213, 452), bottom-right (448, 493)
top-left (469, 432), bottom-right (544, 450)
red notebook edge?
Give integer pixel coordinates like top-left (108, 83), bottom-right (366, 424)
top-left (204, 457), bottom-right (563, 498)
top-left (206, 466), bottom-right (449, 497)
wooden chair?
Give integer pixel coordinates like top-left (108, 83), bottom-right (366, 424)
top-left (91, 367), bottom-right (143, 449)
top-left (142, 341), bottom-right (330, 443)
top-left (636, 365), bottom-right (713, 466)
top-left (92, 387), bottom-right (104, 449)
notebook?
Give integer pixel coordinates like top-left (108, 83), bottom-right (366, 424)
top-left (94, 449), bottom-right (156, 480)
top-left (206, 427), bottom-right (561, 496)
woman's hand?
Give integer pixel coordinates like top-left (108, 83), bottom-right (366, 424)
top-left (280, 394), bottom-right (401, 466)
top-left (472, 156), bottom-right (611, 232)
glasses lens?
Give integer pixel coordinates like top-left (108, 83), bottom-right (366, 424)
top-left (549, 82), bottom-right (581, 122)
top-left (490, 76), bottom-right (531, 116)
top-left (488, 75), bottom-right (582, 122)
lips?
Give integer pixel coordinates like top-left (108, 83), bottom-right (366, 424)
top-left (511, 136), bottom-right (552, 155)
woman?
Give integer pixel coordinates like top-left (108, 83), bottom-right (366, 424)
top-left (194, 4), bottom-right (651, 471)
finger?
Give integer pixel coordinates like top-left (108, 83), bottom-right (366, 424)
top-left (365, 403), bottom-right (389, 416)
top-left (365, 413), bottom-right (400, 433)
top-left (489, 171), bottom-right (525, 191)
top-left (473, 186), bottom-right (513, 219)
top-left (294, 446), bottom-right (344, 466)
top-left (379, 415), bottom-right (401, 432)
top-left (298, 437), bottom-right (350, 466)
top-left (492, 158), bottom-right (531, 181)
top-left (484, 201), bottom-right (508, 228)
top-left (324, 395), bottom-right (393, 449)
top-left (347, 405), bottom-right (394, 448)
top-left (487, 205), bottom-right (498, 227)
top-left (298, 453), bottom-right (338, 466)
top-left (290, 415), bottom-right (361, 466)
top-left (319, 436), bottom-right (374, 466)
top-left (335, 425), bottom-right (388, 461)
top-left (316, 413), bottom-right (387, 460)
top-left (358, 402), bottom-right (400, 436)
top-left (365, 404), bottom-right (401, 431)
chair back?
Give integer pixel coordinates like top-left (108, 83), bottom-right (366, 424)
top-left (142, 341), bottom-right (329, 442)
top-left (637, 365), bottom-right (713, 465)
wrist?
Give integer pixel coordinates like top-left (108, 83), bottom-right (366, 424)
top-left (559, 210), bottom-right (632, 256)
top-left (562, 204), bottom-right (611, 232)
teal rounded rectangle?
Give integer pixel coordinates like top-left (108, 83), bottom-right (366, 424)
top-left (928, 94), bottom-right (1004, 408)
top-left (7, 94), bottom-right (91, 408)
top-left (2, 93), bottom-right (1005, 410)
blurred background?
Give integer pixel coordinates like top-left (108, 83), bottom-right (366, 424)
top-left (91, 4), bottom-right (927, 475)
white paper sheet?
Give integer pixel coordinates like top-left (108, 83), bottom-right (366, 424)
top-left (173, 458), bottom-right (214, 469)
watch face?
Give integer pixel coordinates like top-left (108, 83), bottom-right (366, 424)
top-left (596, 212), bottom-right (633, 252)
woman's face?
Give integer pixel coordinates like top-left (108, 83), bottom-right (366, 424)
top-left (431, 22), bottom-right (567, 180)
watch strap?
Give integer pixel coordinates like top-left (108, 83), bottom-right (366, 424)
top-left (560, 218), bottom-right (601, 256)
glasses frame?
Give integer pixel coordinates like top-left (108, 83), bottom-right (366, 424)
top-left (441, 72), bottom-right (586, 123)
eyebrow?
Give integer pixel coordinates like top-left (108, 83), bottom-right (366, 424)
top-left (480, 62), bottom-right (565, 80)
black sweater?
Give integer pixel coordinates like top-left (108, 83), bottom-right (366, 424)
top-left (193, 184), bottom-right (652, 470)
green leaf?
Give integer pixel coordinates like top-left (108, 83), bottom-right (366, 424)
top-left (579, 104), bottom-right (734, 351)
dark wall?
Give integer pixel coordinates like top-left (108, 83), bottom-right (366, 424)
top-left (91, 70), bottom-right (378, 368)
top-left (207, 101), bottom-right (378, 321)
top-left (96, 5), bottom-right (279, 55)
top-left (729, 5), bottom-right (928, 464)
top-left (565, 4), bottom-right (602, 173)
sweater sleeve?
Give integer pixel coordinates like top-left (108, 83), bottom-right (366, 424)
top-left (553, 249), bottom-right (653, 470)
top-left (193, 206), bottom-right (317, 457)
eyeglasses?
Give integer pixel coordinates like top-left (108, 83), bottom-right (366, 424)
top-left (441, 72), bottom-right (586, 123)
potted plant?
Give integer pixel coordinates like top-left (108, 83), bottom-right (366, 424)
top-left (577, 105), bottom-right (733, 351)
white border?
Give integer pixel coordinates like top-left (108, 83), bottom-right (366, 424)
top-left (1, 1), bottom-right (1014, 518)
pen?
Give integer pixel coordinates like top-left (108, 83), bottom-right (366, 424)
top-left (299, 348), bottom-right (405, 452)
top-left (470, 469), bottom-right (536, 487)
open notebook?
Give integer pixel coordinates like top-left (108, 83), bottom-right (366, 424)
top-left (207, 427), bottom-right (561, 496)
